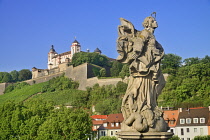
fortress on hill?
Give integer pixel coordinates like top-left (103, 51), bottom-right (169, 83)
top-left (0, 39), bottom-right (122, 95)
top-left (30, 39), bottom-right (122, 91)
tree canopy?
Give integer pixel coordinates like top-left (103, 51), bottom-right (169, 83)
top-left (71, 52), bottom-right (110, 67)
top-left (159, 55), bottom-right (210, 108)
top-left (0, 69), bottom-right (32, 83)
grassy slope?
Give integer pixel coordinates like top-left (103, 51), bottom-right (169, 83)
top-left (0, 82), bottom-right (86, 106)
top-left (0, 82), bottom-right (47, 106)
top-left (31, 89), bottom-right (86, 106)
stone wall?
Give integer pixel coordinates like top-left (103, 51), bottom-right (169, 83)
top-left (26, 72), bottom-right (64, 85)
top-left (0, 63), bottom-right (123, 94)
top-left (86, 77), bottom-right (122, 88)
top-left (0, 83), bottom-right (12, 95)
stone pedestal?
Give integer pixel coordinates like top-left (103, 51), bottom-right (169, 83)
top-left (117, 131), bottom-right (173, 140)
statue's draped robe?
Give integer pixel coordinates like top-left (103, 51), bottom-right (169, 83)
top-left (117, 29), bottom-right (165, 122)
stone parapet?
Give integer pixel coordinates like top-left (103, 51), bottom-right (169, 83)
top-left (117, 131), bottom-right (173, 140)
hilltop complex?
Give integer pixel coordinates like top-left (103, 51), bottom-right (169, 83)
top-left (32, 39), bottom-right (102, 79)
top-left (29, 39), bottom-right (121, 91)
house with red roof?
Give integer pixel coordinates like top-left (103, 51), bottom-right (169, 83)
top-left (98, 113), bottom-right (124, 139)
top-left (91, 115), bottom-right (108, 139)
top-left (163, 109), bottom-right (179, 134)
top-left (91, 113), bottom-right (123, 139)
top-left (175, 107), bottom-right (210, 140)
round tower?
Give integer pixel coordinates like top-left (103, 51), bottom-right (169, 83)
top-left (48, 45), bottom-right (57, 69)
top-left (70, 39), bottom-right (81, 57)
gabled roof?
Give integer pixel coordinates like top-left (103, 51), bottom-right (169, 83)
top-left (176, 107), bottom-right (210, 126)
top-left (91, 115), bottom-right (108, 120)
top-left (163, 110), bottom-right (179, 127)
top-left (92, 120), bottom-right (104, 125)
top-left (104, 113), bottom-right (124, 123)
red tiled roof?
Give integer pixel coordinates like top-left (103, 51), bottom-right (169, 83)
top-left (164, 110), bottom-right (179, 127)
top-left (176, 107), bottom-right (210, 126)
top-left (92, 120), bottom-right (104, 125)
top-left (105, 113), bottom-right (124, 123)
top-left (91, 115), bottom-right (108, 120)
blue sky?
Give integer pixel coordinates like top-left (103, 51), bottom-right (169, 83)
top-left (0, 0), bottom-right (210, 72)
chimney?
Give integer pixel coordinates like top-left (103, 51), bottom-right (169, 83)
top-left (178, 108), bottom-right (182, 113)
top-left (208, 106), bottom-right (210, 111)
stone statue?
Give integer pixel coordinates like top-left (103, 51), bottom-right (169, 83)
top-left (117, 13), bottom-right (168, 133)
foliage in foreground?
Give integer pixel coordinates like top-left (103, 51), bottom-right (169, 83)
top-left (193, 135), bottom-right (210, 140)
top-left (158, 55), bottom-right (210, 108)
top-left (99, 136), bottom-right (117, 140)
top-left (0, 99), bottom-right (92, 140)
top-left (169, 136), bottom-right (181, 140)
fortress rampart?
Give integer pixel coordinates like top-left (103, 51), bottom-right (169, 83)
top-left (0, 63), bottom-right (122, 94)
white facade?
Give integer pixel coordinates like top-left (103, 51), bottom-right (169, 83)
top-left (176, 126), bottom-right (208, 140)
top-left (48, 40), bottom-right (81, 69)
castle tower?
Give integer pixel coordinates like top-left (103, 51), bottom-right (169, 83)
top-left (71, 40), bottom-right (81, 56)
top-left (94, 47), bottom-right (102, 54)
top-left (48, 45), bottom-right (58, 69)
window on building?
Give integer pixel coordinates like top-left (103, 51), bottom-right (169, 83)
top-left (103, 123), bottom-right (107, 127)
top-left (170, 129), bottom-right (174, 133)
top-left (186, 118), bottom-right (191, 124)
top-left (101, 131), bottom-right (106, 136)
top-left (111, 123), bottom-right (114, 127)
top-left (180, 119), bottom-right (185, 124)
top-left (186, 128), bottom-right (189, 132)
top-left (194, 128), bottom-right (197, 132)
top-left (116, 123), bottom-right (119, 127)
top-left (111, 131), bottom-right (113, 136)
top-left (181, 138), bottom-right (184, 140)
top-left (181, 128), bottom-right (184, 135)
top-left (193, 118), bottom-right (198, 123)
top-left (200, 118), bottom-right (205, 123)
top-left (187, 138), bottom-right (190, 140)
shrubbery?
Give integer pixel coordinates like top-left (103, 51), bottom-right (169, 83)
top-left (0, 99), bottom-right (92, 140)
top-left (41, 74), bottom-right (79, 93)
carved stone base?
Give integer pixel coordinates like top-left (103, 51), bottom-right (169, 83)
top-left (116, 131), bottom-right (173, 140)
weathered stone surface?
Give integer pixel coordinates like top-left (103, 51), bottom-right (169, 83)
top-left (116, 13), bottom-right (171, 136)
top-left (117, 131), bottom-right (173, 140)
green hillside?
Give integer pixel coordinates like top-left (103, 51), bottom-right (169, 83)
top-left (0, 82), bottom-right (48, 106)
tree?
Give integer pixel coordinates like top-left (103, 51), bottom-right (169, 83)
top-left (110, 61), bottom-right (123, 77)
top-left (201, 55), bottom-right (210, 64)
top-left (183, 57), bottom-right (200, 66)
top-left (119, 64), bottom-right (129, 78)
top-left (2, 72), bottom-right (12, 83)
top-left (18, 69), bottom-right (32, 81)
top-left (71, 52), bottom-right (110, 67)
top-left (100, 68), bottom-right (106, 77)
top-left (0, 72), bottom-right (6, 83)
top-left (10, 70), bottom-right (19, 82)
top-left (161, 53), bottom-right (182, 74)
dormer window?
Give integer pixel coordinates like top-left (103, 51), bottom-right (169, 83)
top-left (186, 118), bottom-right (191, 124)
top-left (116, 123), bottom-right (119, 127)
top-left (111, 123), bottom-right (114, 127)
top-left (180, 119), bottom-right (185, 124)
top-left (193, 118), bottom-right (198, 123)
top-left (200, 118), bottom-right (205, 123)
top-left (103, 123), bottom-right (107, 127)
